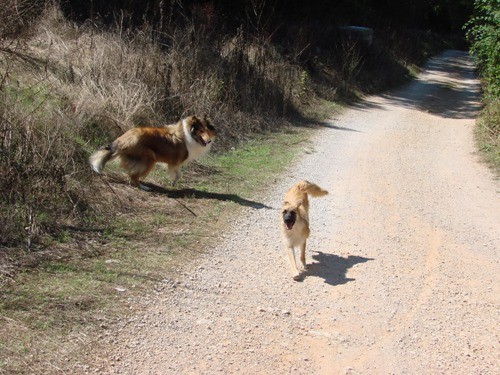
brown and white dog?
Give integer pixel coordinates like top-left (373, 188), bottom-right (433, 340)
top-left (280, 180), bottom-right (328, 281)
top-left (89, 115), bottom-right (216, 190)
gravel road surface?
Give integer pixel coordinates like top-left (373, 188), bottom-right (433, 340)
top-left (95, 50), bottom-right (499, 375)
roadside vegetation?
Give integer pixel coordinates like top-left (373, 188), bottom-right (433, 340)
top-left (0, 0), bottom-right (473, 373)
top-left (465, 0), bottom-right (499, 172)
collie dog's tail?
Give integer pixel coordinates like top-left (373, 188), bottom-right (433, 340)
top-left (89, 146), bottom-right (113, 173)
top-left (295, 180), bottom-right (328, 197)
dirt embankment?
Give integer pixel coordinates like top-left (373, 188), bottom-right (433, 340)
top-left (89, 50), bottom-right (498, 374)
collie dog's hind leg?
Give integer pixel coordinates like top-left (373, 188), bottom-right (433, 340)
top-left (120, 155), bottom-right (156, 190)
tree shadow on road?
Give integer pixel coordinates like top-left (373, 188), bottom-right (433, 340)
top-left (304, 251), bottom-right (373, 286)
top-left (341, 51), bottom-right (481, 120)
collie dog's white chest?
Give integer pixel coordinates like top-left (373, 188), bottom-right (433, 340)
top-left (183, 121), bottom-right (212, 164)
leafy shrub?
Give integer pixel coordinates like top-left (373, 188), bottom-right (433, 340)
top-left (465, 0), bottom-right (499, 171)
top-left (465, 0), bottom-right (500, 98)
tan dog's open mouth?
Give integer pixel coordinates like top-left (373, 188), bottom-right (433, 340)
top-left (283, 210), bottom-right (296, 230)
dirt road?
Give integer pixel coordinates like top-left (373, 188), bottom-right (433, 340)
top-left (97, 50), bottom-right (499, 374)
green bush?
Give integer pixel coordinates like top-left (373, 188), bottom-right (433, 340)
top-left (465, 0), bottom-right (499, 172)
top-left (465, 0), bottom-right (500, 98)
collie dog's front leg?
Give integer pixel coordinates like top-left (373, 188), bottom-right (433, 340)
top-left (167, 166), bottom-right (180, 185)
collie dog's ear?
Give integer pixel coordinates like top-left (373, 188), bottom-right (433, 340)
top-left (203, 116), bottom-right (216, 132)
top-left (186, 115), bottom-right (199, 132)
top-left (191, 122), bottom-right (200, 133)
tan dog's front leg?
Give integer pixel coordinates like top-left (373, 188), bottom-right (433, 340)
top-left (299, 240), bottom-right (307, 270)
top-left (286, 246), bottom-right (301, 281)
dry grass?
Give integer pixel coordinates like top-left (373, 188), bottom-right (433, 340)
top-left (0, 0), bottom-right (46, 39)
top-left (0, 4), bottom-right (306, 249)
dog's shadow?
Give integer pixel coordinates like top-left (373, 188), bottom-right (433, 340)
top-left (304, 251), bottom-right (373, 285)
top-left (142, 183), bottom-right (272, 210)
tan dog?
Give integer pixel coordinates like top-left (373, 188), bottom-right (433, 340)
top-left (280, 180), bottom-right (328, 280)
top-left (89, 115), bottom-right (216, 190)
